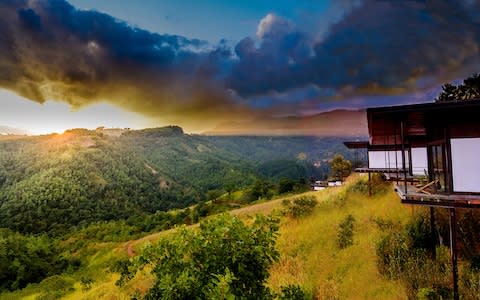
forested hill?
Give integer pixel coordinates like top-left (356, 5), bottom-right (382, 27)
top-left (0, 126), bottom-right (361, 234)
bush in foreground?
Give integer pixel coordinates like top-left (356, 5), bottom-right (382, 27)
top-left (117, 214), bottom-right (279, 299)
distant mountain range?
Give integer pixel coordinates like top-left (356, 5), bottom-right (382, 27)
top-left (0, 125), bottom-right (29, 135)
top-left (0, 109), bottom-right (366, 137)
top-left (205, 109), bottom-right (367, 136)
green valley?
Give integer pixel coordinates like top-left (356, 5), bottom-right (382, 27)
top-left (0, 127), bottom-right (357, 236)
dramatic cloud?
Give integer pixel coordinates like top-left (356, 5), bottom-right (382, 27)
top-left (0, 0), bottom-right (245, 130)
top-left (314, 0), bottom-right (480, 92)
top-left (256, 13), bottom-right (295, 40)
top-left (230, 13), bottom-right (313, 99)
top-left (1, 0), bottom-right (480, 134)
top-left (230, 0), bottom-right (480, 100)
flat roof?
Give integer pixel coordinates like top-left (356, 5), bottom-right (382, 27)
top-left (367, 99), bottom-right (480, 114)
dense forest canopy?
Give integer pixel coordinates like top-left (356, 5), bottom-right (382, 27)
top-left (0, 128), bottom-right (361, 235)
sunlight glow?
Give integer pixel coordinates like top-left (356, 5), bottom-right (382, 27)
top-left (0, 89), bottom-right (152, 135)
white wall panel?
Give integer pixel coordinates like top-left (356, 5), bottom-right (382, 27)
top-left (411, 147), bottom-right (428, 175)
top-left (368, 151), bottom-right (409, 169)
top-left (451, 138), bottom-right (480, 192)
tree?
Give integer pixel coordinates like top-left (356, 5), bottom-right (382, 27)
top-left (249, 179), bottom-right (273, 201)
top-left (278, 177), bottom-right (296, 194)
top-left (329, 154), bottom-right (352, 180)
top-left (117, 214), bottom-right (279, 299)
top-left (436, 73), bottom-right (480, 102)
top-left (436, 83), bottom-right (458, 102)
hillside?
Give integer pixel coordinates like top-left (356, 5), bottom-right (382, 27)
top-left (0, 127), bottom-right (363, 235)
top-left (0, 175), bottom-right (413, 299)
top-left (268, 176), bottom-right (409, 299)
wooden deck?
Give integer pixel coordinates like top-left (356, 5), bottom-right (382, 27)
top-left (395, 184), bottom-right (480, 208)
top-left (354, 167), bottom-right (408, 174)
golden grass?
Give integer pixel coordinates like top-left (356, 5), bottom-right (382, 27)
top-left (268, 176), bottom-right (410, 299)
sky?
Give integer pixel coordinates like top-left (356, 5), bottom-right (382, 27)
top-left (0, 0), bottom-right (480, 135)
top-left (69, 0), bottom-right (331, 43)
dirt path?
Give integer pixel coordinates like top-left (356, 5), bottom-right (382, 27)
top-left (125, 242), bottom-right (135, 257)
top-left (124, 199), bottom-right (284, 257)
top-left (144, 163), bottom-right (158, 175)
top-left (123, 191), bottom-right (321, 257)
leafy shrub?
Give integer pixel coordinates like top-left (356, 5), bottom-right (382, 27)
top-left (36, 275), bottom-right (75, 300)
top-left (376, 231), bottom-right (410, 279)
top-left (372, 217), bottom-right (401, 231)
top-left (406, 213), bottom-right (433, 250)
top-left (376, 214), bottom-right (452, 298)
top-left (117, 214), bottom-right (279, 299)
top-left (278, 284), bottom-right (310, 300)
top-left (332, 189), bottom-right (347, 207)
top-left (278, 178), bottom-right (297, 194)
top-left (282, 196), bottom-right (318, 218)
top-left (239, 179), bottom-right (275, 203)
top-left (416, 287), bottom-right (440, 300)
top-left (377, 236), bottom-right (452, 298)
top-left (347, 173), bottom-right (387, 195)
top-left (277, 178), bottom-right (309, 195)
top-left (460, 267), bottom-right (480, 299)
top-left (206, 189), bottom-right (224, 201)
top-left (376, 208), bottom-right (480, 297)
top-left (80, 276), bottom-right (94, 291)
top-left (0, 230), bottom-right (68, 291)
top-left (337, 214), bottom-right (355, 249)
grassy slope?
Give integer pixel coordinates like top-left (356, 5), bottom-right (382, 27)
top-left (1, 175), bottom-right (412, 299)
top-left (268, 176), bottom-right (410, 299)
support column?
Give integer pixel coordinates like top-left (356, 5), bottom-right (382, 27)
top-left (430, 207), bottom-right (436, 259)
top-left (400, 121), bottom-right (407, 195)
top-left (368, 172), bottom-right (372, 197)
top-left (449, 208), bottom-right (459, 300)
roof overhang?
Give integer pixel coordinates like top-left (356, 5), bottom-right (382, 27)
top-left (343, 141), bottom-right (369, 149)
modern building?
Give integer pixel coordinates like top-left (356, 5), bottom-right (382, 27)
top-left (345, 99), bottom-right (480, 299)
top-left (345, 99), bottom-right (480, 207)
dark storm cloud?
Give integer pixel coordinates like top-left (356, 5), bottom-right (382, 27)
top-left (1, 0), bottom-right (480, 133)
top-left (315, 1), bottom-right (480, 90)
top-left (0, 0), bottom-right (241, 126)
top-left (229, 0), bottom-right (480, 100)
top-left (230, 13), bottom-right (313, 97)
top-left (17, 8), bottom-right (43, 32)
